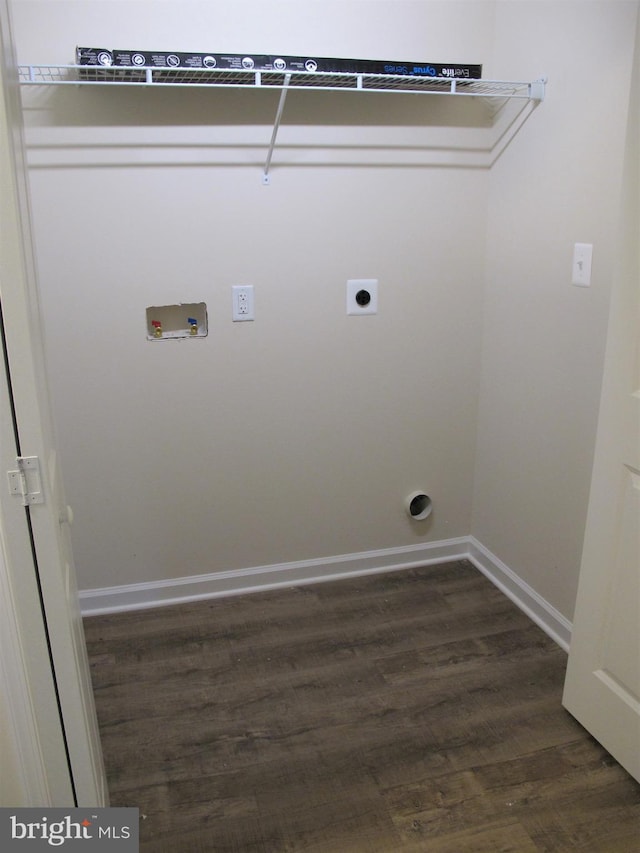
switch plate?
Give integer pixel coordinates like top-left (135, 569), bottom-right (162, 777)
top-left (232, 285), bottom-right (254, 321)
top-left (572, 243), bottom-right (593, 287)
top-left (347, 279), bottom-right (378, 315)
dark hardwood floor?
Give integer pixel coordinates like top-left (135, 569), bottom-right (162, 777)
top-left (83, 559), bottom-right (640, 852)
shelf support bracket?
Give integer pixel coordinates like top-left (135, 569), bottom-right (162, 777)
top-left (529, 77), bottom-right (547, 102)
top-left (263, 73), bottom-right (291, 184)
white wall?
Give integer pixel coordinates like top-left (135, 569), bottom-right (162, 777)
top-left (474, 0), bottom-right (638, 619)
top-left (12, 0), bottom-right (493, 589)
top-left (9, 0), bottom-right (638, 622)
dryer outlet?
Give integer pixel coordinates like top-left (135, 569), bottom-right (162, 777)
top-left (347, 279), bottom-right (378, 315)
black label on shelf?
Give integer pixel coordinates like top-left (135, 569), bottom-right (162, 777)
top-left (76, 47), bottom-right (482, 79)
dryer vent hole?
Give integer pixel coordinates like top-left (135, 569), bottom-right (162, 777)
top-left (409, 494), bottom-right (432, 520)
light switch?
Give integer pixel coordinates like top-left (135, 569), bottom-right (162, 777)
top-left (572, 243), bottom-right (593, 287)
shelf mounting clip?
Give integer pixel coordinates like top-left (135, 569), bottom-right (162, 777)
top-left (529, 76), bottom-right (547, 102)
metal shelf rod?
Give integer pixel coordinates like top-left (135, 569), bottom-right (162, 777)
top-left (263, 72), bottom-right (291, 184)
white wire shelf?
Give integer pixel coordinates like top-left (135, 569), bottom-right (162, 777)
top-left (19, 64), bottom-right (546, 101)
top-left (18, 64), bottom-right (546, 182)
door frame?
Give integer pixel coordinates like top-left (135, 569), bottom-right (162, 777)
top-left (0, 0), bottom-right (107, 806)
top-left (562, 5), bottom-right (640, 782)
top-left (0, 312), bottom-right (74, 805)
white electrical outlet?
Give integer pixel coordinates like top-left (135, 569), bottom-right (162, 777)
top-left (347, 279), bottom-right (378, 315)
top-left (232, 285), bottom-right (254, 321)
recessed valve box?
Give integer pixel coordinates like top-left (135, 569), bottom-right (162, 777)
top-left (146, 302), bottom-right (207, 340)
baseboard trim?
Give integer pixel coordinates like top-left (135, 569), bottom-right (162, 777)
top-left (79, 537), bottom-right (468, 617)
top-left (79, 536), bottom-right (572, 651)
top-left (466, 537), bottom-right (572, 652)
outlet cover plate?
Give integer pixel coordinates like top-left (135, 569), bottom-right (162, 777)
top-left (232, 285), bottom-right (255, 321)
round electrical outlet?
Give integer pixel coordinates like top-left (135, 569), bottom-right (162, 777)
top-left (346, 279), bottom-right (378, 315)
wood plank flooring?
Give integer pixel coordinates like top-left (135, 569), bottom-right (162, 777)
top-left (83, 560), bottom-right (640, 852)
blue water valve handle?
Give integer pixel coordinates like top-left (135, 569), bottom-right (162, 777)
top-left (187, 318), bottom-right (197, 325)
